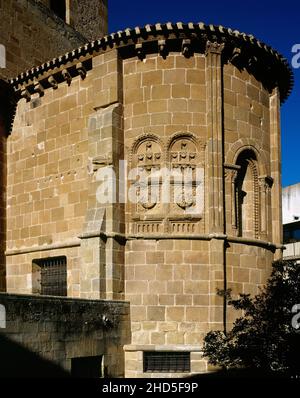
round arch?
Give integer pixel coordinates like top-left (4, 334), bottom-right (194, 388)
top-left (226, 138), bottom-right (268, 177)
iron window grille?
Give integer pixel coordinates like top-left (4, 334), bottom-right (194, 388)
top-left (143, 351), bottom-right (190, 373)
top-left (33, 256), bottom-right (67, 296)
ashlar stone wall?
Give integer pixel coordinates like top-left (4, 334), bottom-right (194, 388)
top-left (0, 0), bottom-right (107, 79)
top-left (3, 22), bottom-right (292, 377)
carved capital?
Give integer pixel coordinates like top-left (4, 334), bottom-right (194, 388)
top-left (205, 41), bottom-right (225, 55)
top-left (258, 175), bottom-right (273, 191)
top-left (224, 164), bottom-right (241, 182)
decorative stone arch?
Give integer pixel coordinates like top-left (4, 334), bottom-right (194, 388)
top-left (166, 131), bottom-right (205, 158)
top-left (225, 138), bottom-right (272, 238)
top-left (130, 133), bottom-right (164, 162)
top-left (166, 132), bottom-right (199, 149)
top-left (166, 131), bottom-right (205, 169)
top-left (226, 138), bottom-right (268, 177)
top-left (234, 149), bottom-right (260, 238)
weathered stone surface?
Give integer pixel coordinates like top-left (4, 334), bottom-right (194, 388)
top-left (0, 0), bottom-right (107, 80)
top-left (0, 292), bottom-right (130, 376)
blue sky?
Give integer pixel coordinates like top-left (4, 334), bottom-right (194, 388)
top-left (109, 0), bottom-right (300, 187)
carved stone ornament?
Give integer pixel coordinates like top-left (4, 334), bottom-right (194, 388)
top-left (134, 139), bottom-right (162, 212)
top-left (205, 41), bottom-right (225, 55)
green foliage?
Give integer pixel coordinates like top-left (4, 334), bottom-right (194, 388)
top-left (203, 260), bottom-right (300, 374)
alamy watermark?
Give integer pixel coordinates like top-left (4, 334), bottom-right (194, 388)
top-left (95, 161), bottom-right (204, 216)
top-left (291, 44), bottom-right (300, 69)
top-left (292, 304), bottom-right (300, 330)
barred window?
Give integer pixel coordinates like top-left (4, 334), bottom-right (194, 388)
top-left (143, 352), bottom-right (190, 373)
top-left (32, 256), bottom-right (67, 296)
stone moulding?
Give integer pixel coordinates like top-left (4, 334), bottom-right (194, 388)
top-left (9, 22), bottom-right (293, 103)
top-left (5, 238), bottom-right (81, 256)
top-left (4, 233), bottom-right (283, 257)
top-left (124, 344), bottom-right (202, 352)
top-left (17, 58), bottom-right (92, 103)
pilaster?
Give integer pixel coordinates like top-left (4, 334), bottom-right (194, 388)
top-left (205, 42), bottom-right (225, 233)
top-left (270, 87), bottom-right (282, 259)
top-left (80, 49), bottom-right (124, 300)
top-left (206, 42), bottom-right (226, 329)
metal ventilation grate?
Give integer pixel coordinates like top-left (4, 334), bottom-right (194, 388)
top-left (33, 256), bottom-right (67, 296)
top-left (143, 351), bottom-right (190, 373)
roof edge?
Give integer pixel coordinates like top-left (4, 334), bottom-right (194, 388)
top-left (9, 22), bottom-right (294, 103)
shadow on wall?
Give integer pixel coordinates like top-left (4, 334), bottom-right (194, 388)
top-left (0, 333), bottom-right (70, 378)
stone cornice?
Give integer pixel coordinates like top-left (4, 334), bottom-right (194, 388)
top-left (5, 232), bottom-right (283, 256)
top-left (9, 22), bottom-right (293, 103)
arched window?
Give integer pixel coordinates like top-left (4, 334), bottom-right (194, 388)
top-left (50, 0), bottom-right (66, 22)
top-left (235, 149), bottom-right (259, 238)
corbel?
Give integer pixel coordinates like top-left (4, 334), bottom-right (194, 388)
top-left (135, 43), bottom-right (145, 60)
top-left (76, 62), bottom-right (87, 80)
top-left (182, 39), bottom-right (192, 57)
top-left (158, 39), bottom-right (168, 58)
top-left (48, 75), bottom-right (58, 89)
top-left (20, 87), bottom-right (31, 102)
top-left (33, 81), bottom-right (44, 97)
top-left (62, 69), bottom-right (72, 86)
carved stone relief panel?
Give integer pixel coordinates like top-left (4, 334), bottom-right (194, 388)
top-left (129, 133), bottom-right (205, 234)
